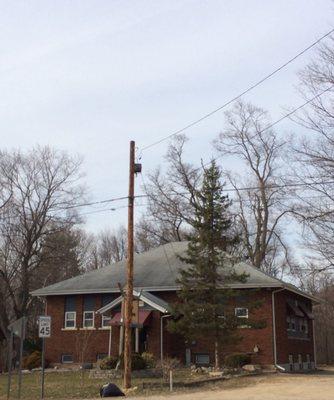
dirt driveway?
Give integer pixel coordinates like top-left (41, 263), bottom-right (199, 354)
top-left (130, 368), bottom-right (334, 400)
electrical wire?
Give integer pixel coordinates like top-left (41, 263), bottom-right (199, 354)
top-left (139, 27), bottom-right (334, 154)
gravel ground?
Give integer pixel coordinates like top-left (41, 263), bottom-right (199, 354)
top-left (127, 367), bottom-right (334, 400)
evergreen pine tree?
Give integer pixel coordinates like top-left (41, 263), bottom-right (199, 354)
top-left (169, 161), bottom-right (251, 369)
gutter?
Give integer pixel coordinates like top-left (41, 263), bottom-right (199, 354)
top-left (272, 288), bottom-right (286, 371)
top-left (312, 314), bottom-right (317, 369)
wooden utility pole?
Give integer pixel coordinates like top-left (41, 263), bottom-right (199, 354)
top-left (123, 140), bottom-right (135, 389)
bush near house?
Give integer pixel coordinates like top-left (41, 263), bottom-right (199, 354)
top-left (98, 353), bottom-right (147, 370)
top-left (224, 353), bottom-right (251, 368)
top-left (98, 356), bottom-right (118, 370)
top-left (119, 353), bottom-right (147, 370)
top-left (141, 352), bottom-right (156, 369)
top-left (22, 351), bottom-right (49, 370)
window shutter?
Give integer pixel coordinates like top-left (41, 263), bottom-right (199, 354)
top-left (65, 296), bottom-right (76, 312)
top-left (83, 295), bottom-right (95, 311)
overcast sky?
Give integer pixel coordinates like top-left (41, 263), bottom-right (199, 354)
top-left (1, 0), bottom-right (333, 233)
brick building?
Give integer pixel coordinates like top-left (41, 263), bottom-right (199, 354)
top-left (32, 242), bottom-right (317, 371)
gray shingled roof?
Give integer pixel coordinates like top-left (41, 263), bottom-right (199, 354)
top-left (31, 241), bottom-right (316, 301)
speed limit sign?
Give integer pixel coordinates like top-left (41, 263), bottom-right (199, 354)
top-left (38, 316), bottom-right (51, 338)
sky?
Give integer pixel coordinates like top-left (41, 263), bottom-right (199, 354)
top-left (1, 0), bottom-right (334, 234)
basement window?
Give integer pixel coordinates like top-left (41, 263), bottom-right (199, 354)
top-left (61, 354), bottom-right (73, 364)
top-left (195, 354), bottom-right (210, 366)
top-left (64, 312), bottom-right (76, 329)
top-left (235, 307), bottom-right (248, 318)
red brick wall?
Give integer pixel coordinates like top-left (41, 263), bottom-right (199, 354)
top-left (45, 294), bottom-right (119, 364)
top-left (157, 289), bottom-right (274, 365)
top-left (274, 290), bottom-right (314, 365)
top-left (44, 288), bottom-right (314, 367)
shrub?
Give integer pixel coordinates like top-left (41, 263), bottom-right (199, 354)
top-left (98, 356), bottom-right (118, 370)
top-left (155, 357), bottom-right (181, 380)
top-left (224, 353), bottom-right (251, 368)
top-left (22, 351), bottom-right (46, 370)
top-left (119, 353), bottom-right (147, 370)
top-left (141, 352), bottom-right (155, 369)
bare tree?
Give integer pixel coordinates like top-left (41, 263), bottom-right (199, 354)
top-left (291, 35), bottom-right (334, 271)
top-left (79, 227), bottom-right (129, 271)
top-left (0, 146), bottom-right (85, 353)
top-left (214, 101), bottom-right (291, 276)
top-left (137, 135), bottom-right (200, 251)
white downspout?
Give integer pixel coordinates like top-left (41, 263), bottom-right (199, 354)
top-left (108, 326), bottom-right (112, 357)
top-left (312, 315), bottom-right (317, 369)
top-left (160, 314), bottom-right (171, 362)
top-left (272, 288), bottom-right (285, 371)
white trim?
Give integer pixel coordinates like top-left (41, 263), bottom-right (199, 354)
top-left (83, 311), bottom-right (95, 328)
top-left (32, 284), bottom-right (320, 303)
top-left (64, 311), bottom-right (76, 329)
top-left (61, 354), bottom-right (74, 364)
top-left (98, 297), bottom-right (122, 315)
top-left (235, 307), bottom-right (249, 318)
top-left (31, 284), bottom-right (284, 297)
top-left (312, 316), bottom-right (317, 368)
top-left (272, 288), bottom-right (285, 368)
top-left (102, 314), bottom-right (112, 328)
top-left (96, 289), bottom-right (169, 315)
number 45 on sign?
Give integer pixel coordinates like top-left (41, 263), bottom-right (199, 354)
top-left (38, 316), bottom-right (51, 338)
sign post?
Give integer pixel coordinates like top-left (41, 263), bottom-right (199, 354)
top-left (38, 316), bottom-right (51, 400)
top-left (7, 317), bottom-right (26, 400)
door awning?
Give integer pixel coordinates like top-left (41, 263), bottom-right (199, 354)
top-left (287, 300), bottom-right (304, 317)
top-left (110, 310), bottom-right (152, 328)
top-left (298, 302), bottom-right (314, 320)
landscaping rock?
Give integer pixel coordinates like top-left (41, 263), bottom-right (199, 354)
top-left (242, 364), bottom-right (261, 372)
top-left (209, 371), bottom-right (223, 377)
top-left (100, 383), bottom-right (125, 397)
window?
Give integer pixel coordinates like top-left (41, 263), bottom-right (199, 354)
top-left (83, 295), bottom-right (95, 328)
top-left (102, 314), bottom-right (111, 328)
top-left (65, 311), bottom-right (76, 329)
top-left (287, 316), bottom-right (296, 331)
top-left (235, 307), bottom-right (248, 318)
top-left (64, 296), bottom-right (76, 328)
top-left (300, 319), bottom-right (309, 334)
top-left (195, 354), bottom-right (210, 365)
top-left (61, 354), bottom-right (73, 363)
top-left (83, 311), bottom-right (94, 328)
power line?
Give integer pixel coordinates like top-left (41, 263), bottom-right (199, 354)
top-left (53, 195), bottom-right (130, 212)
top-left (139, 27), bottom-right (334, 154)
top-left (197, 85), bottom-right (334, 172)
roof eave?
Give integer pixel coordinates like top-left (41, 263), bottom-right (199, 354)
top-left (31, 283), bottom-right (285, 297)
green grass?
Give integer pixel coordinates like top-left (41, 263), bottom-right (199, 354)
top-left (0, 370), bottom-right (123, 399)
top-left (0, 369), bottom-right (198, 399)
